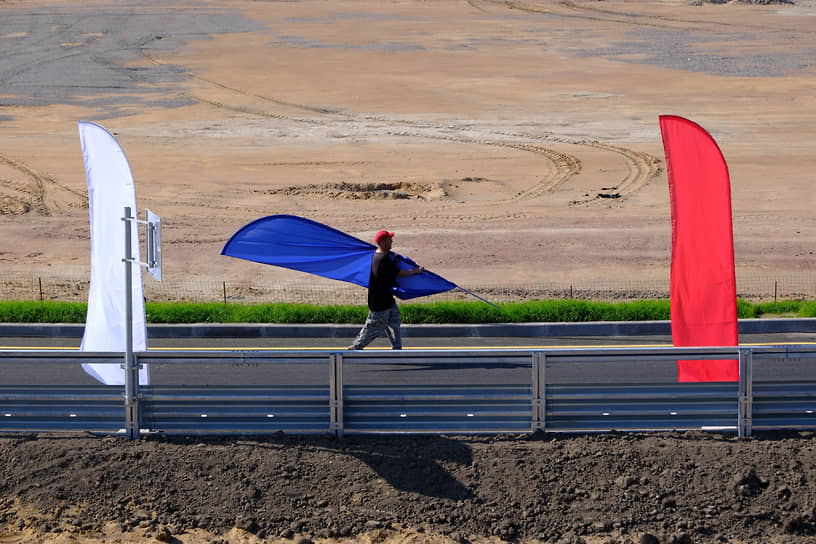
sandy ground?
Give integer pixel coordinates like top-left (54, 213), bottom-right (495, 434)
top-left (0, 0), bottom-right (814, 292)
top-left (2, 1), bottom-right (816, 542)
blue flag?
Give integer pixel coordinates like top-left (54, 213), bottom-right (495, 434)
top-left (221, 215), bottom-right (457, 300)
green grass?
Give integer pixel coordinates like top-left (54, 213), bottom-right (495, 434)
top-left (0, 301), bottom-right (89, 323)
top-left (0, 298), bottom-right (813, 324)
top-left (799, 301), bottom-right (816, 318)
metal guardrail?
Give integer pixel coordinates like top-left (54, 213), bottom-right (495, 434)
top-left (1, 346), bottom-right (816, 438)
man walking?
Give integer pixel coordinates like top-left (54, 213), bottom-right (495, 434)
top-left (348, 230), bottom-right (424, 350)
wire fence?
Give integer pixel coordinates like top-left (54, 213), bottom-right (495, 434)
top-left (2, 272), bottom-right (815, 304)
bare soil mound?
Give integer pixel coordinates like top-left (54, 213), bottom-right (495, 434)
top-left (261, 182), bottom-right (444, 201)
top-left (2, 431), bottom-right (816, 544)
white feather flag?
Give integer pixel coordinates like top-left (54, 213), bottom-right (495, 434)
top-left (78, 121), bottom-right (149, 385)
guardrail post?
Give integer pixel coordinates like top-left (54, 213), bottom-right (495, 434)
top-left (123, 206), bottom-right (140, 440)
top-left (738, 347), bottom-right (753, 439)
top-left (532, 352), bottom-right (546, 432)
top-left (123, 352), bottom-right (142, 439)
top-left (330, 353), bottom-right (344, 438)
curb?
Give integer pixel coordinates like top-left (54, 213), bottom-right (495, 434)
top-left (0, 319), bottom-right (813, 338)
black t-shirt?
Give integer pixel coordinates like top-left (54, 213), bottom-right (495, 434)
top-left (367, 251), bottom-right (398, 311)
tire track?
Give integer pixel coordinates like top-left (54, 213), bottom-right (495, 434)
top-left (136, 37), bottom-right (343, 117)
top-left (554, 0), bottom-right (816, 35)
top-left (505, 142), bottom-right (581, 199)
top-left (378, 127), bottom-right (659, 206)
top-left (490, 129), bottom-right (663, 202)
top-left (178, 90), bottom-right (662, 207)
top-left (482, 0), bottom-right (816, 35)
top-left (138, 40), bottom-right (663, 207)
top-left (551, 0), bottom-right (726, 29)
top-left (498, 0), bottom-right (701, 30)
top-left (386, 130), bottom-right (581, 200)
top-left (465, 0), bottom-right (491, 12)
top-left (0, 153), bottom-right (87, 216)
top-left (500, 1), bottom-right (551, 16)
top-left (189, 95), bottom-right (326, 125)
top-left (568, 140), bottom-right (662, 206)
top-left (0, 154), bottom-right (48, 215)
top-left (173, 84), bottom-right (583, 202)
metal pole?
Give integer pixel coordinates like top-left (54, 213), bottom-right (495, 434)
top-left (123, 206), bottom-right (139, 440)
top-left (456, 287), bottom-right (500, 309)
top-left (330, 353), bottom-right (344, 438)
top-left (738, 347), bottom-right (753, 439)
top-left (145, 214), bottom-right (154, 269)
top-left (532, 352), bottom-right (546, 432)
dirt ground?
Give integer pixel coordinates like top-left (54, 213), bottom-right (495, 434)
top-left (3, 431), bottom-right (816, 544)
top-left (1, 0), bottom-right (815, 289)
top-left (2, 1), bottom-right (816, 543)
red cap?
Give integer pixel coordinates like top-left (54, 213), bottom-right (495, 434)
top-left (375, 230), bottom-right (394, 244)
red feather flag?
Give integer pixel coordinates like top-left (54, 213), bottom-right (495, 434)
top-left (659, 115), bottom-right (739, 382)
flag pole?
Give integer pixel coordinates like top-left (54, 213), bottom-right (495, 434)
top-left (457, 287), bottom-right (500, 309)
top-left (123, 206), bottom-right (138, 440)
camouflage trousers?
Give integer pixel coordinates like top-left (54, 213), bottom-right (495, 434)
top-left (350, 303), bottom-right (402, 350)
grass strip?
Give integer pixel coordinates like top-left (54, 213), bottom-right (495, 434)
top-left (0, 299), bottom-right (813, 324)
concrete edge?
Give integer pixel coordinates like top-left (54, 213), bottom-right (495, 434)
top-left (0, 319), bottom-right (812, 338)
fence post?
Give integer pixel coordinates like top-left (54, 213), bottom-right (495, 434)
top-left (738, 347), bottom-right (753, 439)
top-left (38, 277), bottom-right (43, 301)
top-left (532, 352), bottom-right (546, 432)
top-left (330, 353), bottom-right (344, 438)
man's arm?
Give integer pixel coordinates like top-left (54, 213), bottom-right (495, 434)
top-left (391, 252), bottom-right (424, 277)
top-left (398, 266), bottom-right (424, 277)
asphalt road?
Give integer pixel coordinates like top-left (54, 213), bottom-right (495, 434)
top-left (2, 334), bottom-right (680, 350)
top-left (2, 333), bottom-right (815, 350)
top-left (1, 323), bottom-right (814, 387)
top-left (1, 319), bottom-right (814, 349)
